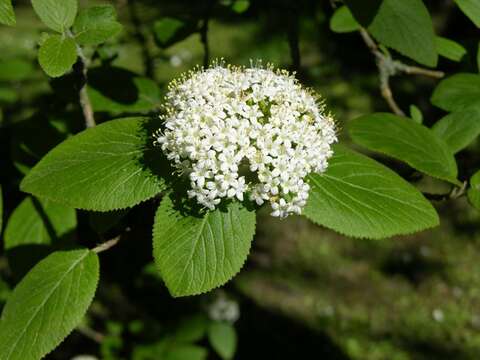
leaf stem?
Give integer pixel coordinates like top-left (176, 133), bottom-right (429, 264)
top-left (93, 236), bottom-right (120, 253)
top-left (76, 46), bottom-right (95, 128)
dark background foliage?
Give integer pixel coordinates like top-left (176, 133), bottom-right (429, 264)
top-left (1, 0), bottom-right (480, 359)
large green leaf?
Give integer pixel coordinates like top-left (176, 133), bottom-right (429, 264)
top-left (468, 170), bottom-right (480, 210)
top-left (330, 6), bottom-right (360, 33)
top-left (73, 5), bottom-right (122, 46)
top-left (208, 322), bottom-right (237, 360)
top-left (0, 249), bottom-right (99, 360)
top-left (31, 0), bottom-right (77, 33)
top-left (435, 36), bottom-right (466, 62)
top-left (38, 34), bottom-right (77, 78)
top-left (455, 0), bottom-right (480, 27)
top-left (368, 0), bottom-right (438, 67)
top-left (153, 196), bottom-right (256, 297)
top-left (431, 73), bottom-right (480, 112)
top-left (0, 0), bottom-right (15, 26)
top-left (349, 113), bottom-right (458, 184)
top-left (20, 117), bottom-right (167, 211)
top-left (4, 196), bottom-right (76, 250)
top-left (432, 106), bottom-right (480, 153)
top-left (304, 145), bottom-right (439, 239)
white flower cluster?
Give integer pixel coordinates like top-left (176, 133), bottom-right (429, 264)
top-left (156, 64), bottom-right (337, 217)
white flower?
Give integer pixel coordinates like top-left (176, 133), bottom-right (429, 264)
top-left (156, 63), bottom-right (337, 217)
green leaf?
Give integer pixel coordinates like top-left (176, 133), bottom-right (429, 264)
top-left (330, 6), bottom-right (360, 33)
top-left (20, 117), bottom-right (166, 211)
top-left (435, 36), bottom-right (466, 62)
top-left (468, 170), bottom-right (480, 210)
top-left (0, 0), bottom-right (15, 26)
top-left (73, 5), bottom-right (122, 46)
top-left (232, 0), bottom-right (250, 13)
top-left (409, 104), bottom-right (423, 124)
top-left (455, 0), bottom-right (480, 27)
top-left (31, 0), bottom-right (77, 32)
top-left (432, 106), bottom-right (480, 153)
top-left (431, 73), bottom-right (480, 112)
top-left (174, 315), bottom-right (208, 343)
top-left (164, 345), bottom-right (208, 360)
top-left (4, 196), bottom-right (76, 250)
top-left (208, 322), bottom-right (237, 360)
top-left (38, 34), bottom-right (77, 78)
top-left (368, 0), bottom-right (438, 67)
top-left (0, 59), bottom-right (34, 81)
top-left (349, 113), bottom-right (458, 184)
top-left (303, 145), bottom-right (439, 239)
top-left (153, 196), bottom-right (256, 297)
top-left (0, 249), bottom-right (99, 360)
top-left (153, 17), bottom-right (193, 48)
top-left (0, 87), bottom-right (17, 103)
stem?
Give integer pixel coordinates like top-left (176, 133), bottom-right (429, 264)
top-left (286, 4), bottom-right (301, 71)
top-left (93, 236), bottom-right (120, 253)
top-left (76, 45), bottom-right (96, 128)
top-left (77, 325), bottom-right (105, 343)
top-left (422, 181), bottom-right (467, 201)
top-left (127, 0), bottom-right (154, 78)
top-left (200, 0), bottom-right (214, 68)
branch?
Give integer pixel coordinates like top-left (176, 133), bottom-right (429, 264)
top-left (359, 28), bottom-right (444, 116)
top-left (93, 236), bottom-right (120, 253)
top-left (76, 45), bottom-right (96, 128)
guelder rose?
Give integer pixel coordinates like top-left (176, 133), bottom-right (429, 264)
top-left (155, 64), bottom-right (337, 217)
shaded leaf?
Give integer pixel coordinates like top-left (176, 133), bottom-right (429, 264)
top-left (31, 0), bottom-right (77, 32)
top-left (455, 0), bottom-right (480, 27)
top-left (435, 36), bottom-right (466, 62)
top-left (368, 0), bottom-right (438, 67)
top-left (0, 249), bottom-right (99, 360)
top-left (153, 17), bottom-right (196, 49)
top-left (0, 59), bottom-right (34, 81)
top-left (431, 73), bottom-right (480, 111)
top-left (432, 106), bottom-right (480, 153)
top-left (304, 145), bottom-right (439, 239)
top-left (153, 196), bottom-right (256, 297)
top-left (0, 185), bottom-right (2, 234)
top-left (468, 170), bottom-right (480, 210)
top-left (4, 196), bottom-right (76, 250)
top-left (73, 5), bottom-right (122, 46)
top-left (20, 117), bottom-right (166, 211)
top-left (208, 321), bottom-right (237, 360)
top-left (344, 0), bottom-right (383, 26)
top-left (349, 113), bottom-right (458, 184)
top-left (330, 6), bottom-right (360, 33)
top-left (38, 34), bottom-right (77, 78)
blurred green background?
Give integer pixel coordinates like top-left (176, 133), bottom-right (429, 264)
top-left (1, 0), bottom-right (480, 359)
